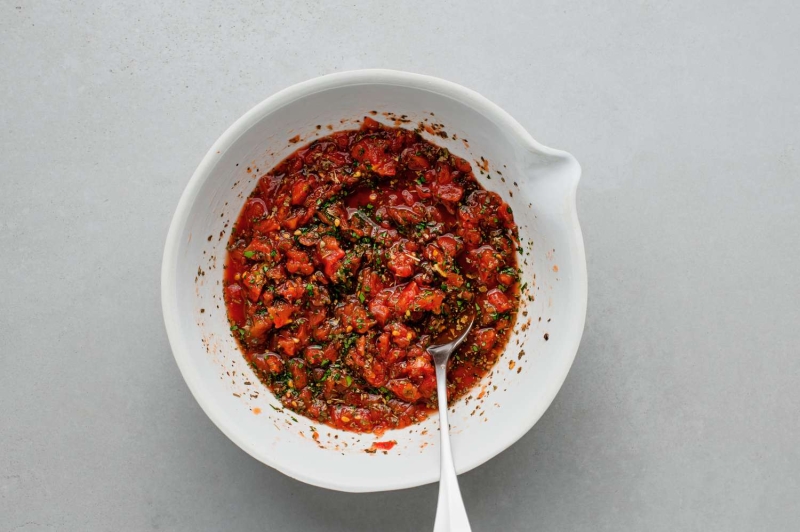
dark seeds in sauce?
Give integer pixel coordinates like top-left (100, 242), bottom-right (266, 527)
top-left (223, 117), bottom-right (520, 434)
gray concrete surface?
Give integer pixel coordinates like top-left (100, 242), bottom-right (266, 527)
top-left (2, 1), bottom-right (799, 530)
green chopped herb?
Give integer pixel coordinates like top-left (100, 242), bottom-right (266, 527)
top-left (243, 250), bottom-right (256, 258)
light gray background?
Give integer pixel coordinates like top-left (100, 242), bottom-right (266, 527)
top-left (2, 1), bottom-right (799, 531)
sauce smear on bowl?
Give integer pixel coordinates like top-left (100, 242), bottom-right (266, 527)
top-left (224, 117), bottom-right (520, 433)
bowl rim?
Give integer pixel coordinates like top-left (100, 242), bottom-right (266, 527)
top-left (161, 68), bottom-right (587, 492)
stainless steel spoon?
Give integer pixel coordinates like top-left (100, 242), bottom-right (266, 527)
top-left (427, 315), bottom-right (475, 532)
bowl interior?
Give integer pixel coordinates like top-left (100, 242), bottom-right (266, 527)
top-left (163, 72), bottom-right (585, 492)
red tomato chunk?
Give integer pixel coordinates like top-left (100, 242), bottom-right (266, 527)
top-left (223, 117), bottom-right (520, 433)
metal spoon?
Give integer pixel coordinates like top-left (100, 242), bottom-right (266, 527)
top-left (427, 315), bottom-right (475, 532)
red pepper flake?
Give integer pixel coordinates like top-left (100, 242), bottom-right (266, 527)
top-left (371, 440), bottom-right (397, 451)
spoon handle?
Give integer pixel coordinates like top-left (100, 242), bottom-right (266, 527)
top-left (433, 363), bottom-right (472, 532)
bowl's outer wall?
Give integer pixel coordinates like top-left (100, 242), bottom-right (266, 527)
top-left (162, 70), bottom-right (586, 492)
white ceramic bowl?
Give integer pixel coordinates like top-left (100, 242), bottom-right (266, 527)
top-left (162, 69), bottom-right (586, 492)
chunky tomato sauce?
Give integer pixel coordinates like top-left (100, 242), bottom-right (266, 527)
top-left (224, 117), bottom-right (520, 433)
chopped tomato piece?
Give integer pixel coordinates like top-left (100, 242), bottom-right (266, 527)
top-left (253, 352), bottom-right (283, 374)
top-left (436, 182), bottom-right (463, 203)
top-left (393, 281), bottom-right (420, 313)
top-left (276, 279), bottom-right (306, 301)
top-left (307, 307), bottom-right (327, 328)
top-left (240, 268), bottom-right (266, 302)
top-left (375, 332), bottom-right (390, 358)
top-left (453, 156), bottom-right (472, 173)
top-left (473, 328), bottom-right (497, 352)
top-left (287, 359), bottom-right (308, 390)
top-left (408, 154), bottom-right (430, 171)
top-left (383, 347), bottom-right (407, 365)
top-left (243, 198), bottom-right (267, 224)
top-left (304, 345), bottom-right (334, 367)
top-left (486, 289), bottom-right (512, 313)
top-left (337, 299), bottom-right (376, 333)
top-left (225, 284), bottom-right (246, 325)
top-left (397, 354), bottom-right (434, 380)
top-left (267, 301), bottom-right (295, 329)
top-left (386, 322), bottom-right (415, 348)
top-left (387, 241), bottom-right (418, 277)
top-left (497, 271), bottom-right (516, 286)
top-left (249, 314), bottom-right (273, 340)
top-left (411, 288), bottom-right (445, 313)
top-left (387, 379), bottom-right (421, 403)
top-left (243, 238), bottom-right (275, 262)
top-left (368, 297), bottom-right (391, 326)
top-left (498, 202), bottom-right (514, 227)
top-left (275, 330), bottom-right (298, 357)
top-left (351, 138), bottom-right (397, 176)
top-left (467, 245), bottom-right (502, 285)
top-left (291, 178), bottom-right (314, 205)
top-left (436, 234), bottom-right (462, 258)
top-left (285, 248), bottom-right (314, 276)
top-left (417, 374), bottom-right (436, 398)
top-left (317, 236), bottom-right (345, 280)
top-left (253, 217), bottom-right (281, 234)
